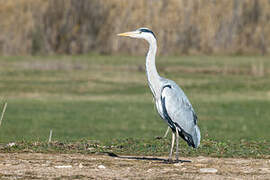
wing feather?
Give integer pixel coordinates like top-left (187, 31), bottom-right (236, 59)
top-left (161, 83), bottom-right (199, 147)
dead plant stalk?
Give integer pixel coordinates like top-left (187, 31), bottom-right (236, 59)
top-left (0, 102), bottom-right (7, 127)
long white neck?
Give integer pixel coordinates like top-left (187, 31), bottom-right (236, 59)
top-left (145, 38), bottom-right (161, 98)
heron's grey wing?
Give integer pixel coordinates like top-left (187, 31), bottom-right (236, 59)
top-left (161, 84), bottom-right (200, 147)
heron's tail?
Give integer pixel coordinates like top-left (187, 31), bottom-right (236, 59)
top-left (175, 124), bottom-right (201, 148)
top-left (192, 125), bottom-right (201, 148)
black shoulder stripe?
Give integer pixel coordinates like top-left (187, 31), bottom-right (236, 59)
top-left (163, 85), bottom-right (172, 89)
top-left (161, 85), bottom-right (172, 95)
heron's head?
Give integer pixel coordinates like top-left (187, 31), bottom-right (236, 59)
top-left (117, 28), bottom-right (156, 42)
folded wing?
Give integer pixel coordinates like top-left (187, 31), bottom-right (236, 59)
top-left (161, 84), bottom-right (200, 148)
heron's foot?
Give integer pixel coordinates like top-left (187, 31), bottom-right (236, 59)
top-left (165, 158), bottom-right (174, 164)
top-left (163, 127), bottom-right (170, 138)
top-left (155, 136), bottom-right (163, 139)
top-left (163, 133), bottom-right (167, 138)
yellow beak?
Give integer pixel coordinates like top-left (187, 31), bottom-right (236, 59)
top-left (117, 31), bottom-right (136, 37)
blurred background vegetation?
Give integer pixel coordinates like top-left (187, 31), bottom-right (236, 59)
top-left (0, 0), bottom-right (270, 56)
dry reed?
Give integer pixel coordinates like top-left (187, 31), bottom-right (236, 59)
top-left (0, 0), bottom-right (269, 55)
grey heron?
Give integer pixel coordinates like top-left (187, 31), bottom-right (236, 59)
top-left (118, 28), bottom-right (201, 162)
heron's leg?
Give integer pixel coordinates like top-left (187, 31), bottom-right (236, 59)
top-left (169, 131), bottom-right (175, 162)
top-left (163, 126), bottom-right (170, 138)
top-left (175, 128), bottom-right (179, 161)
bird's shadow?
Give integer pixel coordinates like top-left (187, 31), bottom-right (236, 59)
top-left (104, 152), bottom-right (191, 164)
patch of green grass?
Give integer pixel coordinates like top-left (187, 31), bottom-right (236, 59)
top-left (1, 98), bottom-right (269, 143)
top-left (0, 54), bottom-right (269, 157)
top-left (1, 138), bottom-right (269, 159)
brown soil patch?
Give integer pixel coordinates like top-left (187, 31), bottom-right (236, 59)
top-left (0, 153), bottom-right (269, 179)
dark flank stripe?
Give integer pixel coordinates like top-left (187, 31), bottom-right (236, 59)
top-left (161, 84), bottom-right (175, 131)
top-left (161, 95), bottom-right (176, 132)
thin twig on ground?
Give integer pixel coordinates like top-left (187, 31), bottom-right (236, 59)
top-left (48, 129), bottom-right (53, 143)
top-left (0, 102), bottom-right (7, 127)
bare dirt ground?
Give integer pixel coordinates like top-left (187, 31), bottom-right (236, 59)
top-left (0, 153), bottom-right (269, 179)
